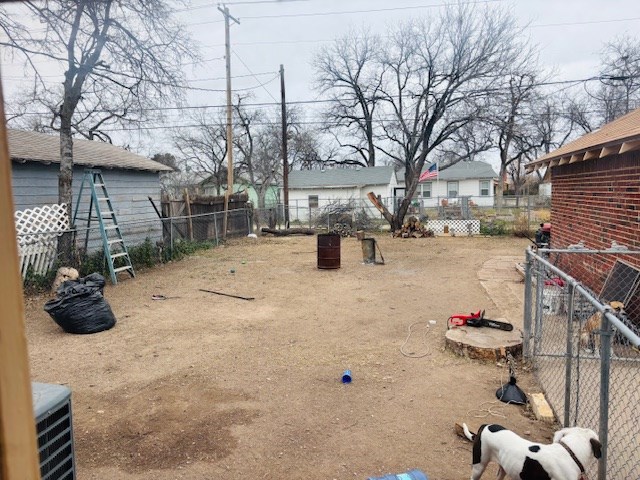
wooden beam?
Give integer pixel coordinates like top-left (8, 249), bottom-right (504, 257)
top-left (0, 75), bottom-right (41, 478)
top-left (569, 153), bottom-right (584, 164)
top-left (619, 140), bottom-right (640, 154)
top-left (600, 145), bottom-right (620, 158)
top-left (558, 156), bottom-right (570, 165)
top-left (549, 159), bottom-right (560, 167)
top-left (583, 149), bottom-right (601, 160)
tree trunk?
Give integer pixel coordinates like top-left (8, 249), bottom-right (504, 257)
top-left (255, 186), bottom-right (267, 232)
top-left (366, 192), bottom-right (397, 228)
top-left (495, 166), bottom-right (506, 210)
top-left (392, 198), bottom-right (411, 231)
top-left (260, 227), bottom-right (314, 236)
top-left (57, 119), bottom-right (75, 265)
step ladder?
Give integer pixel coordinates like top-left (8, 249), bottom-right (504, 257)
top-left (73, 169), bottom-right (135, 285)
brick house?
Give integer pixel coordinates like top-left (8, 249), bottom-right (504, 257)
top-left (526, 108), bottom-right (640, 298)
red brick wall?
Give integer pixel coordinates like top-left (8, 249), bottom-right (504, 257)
top-left (551, 151), bottom-right (640, 294)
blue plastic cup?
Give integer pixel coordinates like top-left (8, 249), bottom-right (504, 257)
top-left (342, 369), bottom-right (352, 383)
top-left (367, 469), bottom-right (428, 480)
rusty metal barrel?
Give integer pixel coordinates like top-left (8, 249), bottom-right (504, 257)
top-left (317, 233), bottom-right (341, 269)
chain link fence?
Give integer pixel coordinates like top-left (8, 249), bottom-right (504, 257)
top-left (524, 247), bottom-right (640, 480)
top-left (17, 208), bottom-right (253, 283)
top-left (263, 194), bottom-right (550, 235)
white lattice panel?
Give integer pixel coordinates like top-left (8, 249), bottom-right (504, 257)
top-left (15, 204), bottom-right (70, 278)
top-left (427, 219), bottom-right (480, 236)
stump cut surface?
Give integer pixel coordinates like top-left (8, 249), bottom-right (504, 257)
top-left (445, 324), bottom-right (523, 361)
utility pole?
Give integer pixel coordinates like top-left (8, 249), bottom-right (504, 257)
top-left (280, 64), bottom-right (290, 228)
top-left (218, 4), bottom-right (240, 238)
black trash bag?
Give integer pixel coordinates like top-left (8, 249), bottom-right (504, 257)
top-left (44, 273), bottom-right (116, 334)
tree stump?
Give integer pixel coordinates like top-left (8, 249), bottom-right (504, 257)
top-left (445, 325), bottom-right (522, 361)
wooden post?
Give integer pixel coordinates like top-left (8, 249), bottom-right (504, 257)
top-left (0, 74), bottom-right (41, 479)
top-left (184, 189), bottom-right (194, 241)
top-left (280, 64), bottom-right (289, 228)
top-left (219, 5), bottom-right (239, 239)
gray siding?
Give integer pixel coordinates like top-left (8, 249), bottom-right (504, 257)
top-left (12, 162), bottom-right (163, 252)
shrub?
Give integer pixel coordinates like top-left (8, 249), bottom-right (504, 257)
top-left (23, 263), bottom-right (60, 294)
top-left (512, 213), bottom-right (534, 238)
top-left (480, 219), bottom-right (508, 236)
top-left (126, 238), bottom-right (156, 269)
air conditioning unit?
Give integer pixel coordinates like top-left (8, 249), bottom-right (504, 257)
top-left (32, 382), bottom-right (76, 480)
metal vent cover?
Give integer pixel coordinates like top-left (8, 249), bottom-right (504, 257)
top-left (32, 382), bottom-right (76, 480)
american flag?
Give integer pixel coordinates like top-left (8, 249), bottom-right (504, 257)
top-left (419, 162), bottom-right (438, 182)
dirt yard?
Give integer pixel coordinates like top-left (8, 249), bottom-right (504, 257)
top-left (24, 234), bottom-right (558, 480)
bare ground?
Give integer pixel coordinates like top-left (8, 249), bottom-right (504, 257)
top-left (24, 234), bottom-right (558, 480)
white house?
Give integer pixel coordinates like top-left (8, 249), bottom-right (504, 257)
top-left (399, 160), bottom-right (498, 207)
top-left (287, 166), bottom-right (398, 221)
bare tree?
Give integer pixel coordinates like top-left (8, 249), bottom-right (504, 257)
top-left (488, 69), bottom-right (545, 207)
top-left (233, 96), bottom-right (281, 221)
top-left (286, 107), bottom-right (333, 171)
top-left (314, 27), bottom-right (384, 167)
top-left (519, 94), bottom-right (583, 184)
top-left (0, 1), bottom-right (196, 261)
top-left (572, 35), bottom-right (640, 131)
top-left (235, 102), bottom-right (327, 216)
top-left (173, 110), bottom-right (229, 196)
top-left (598, 35), bottom-right (640, 121)
top-left (371, 4), bottom-right (527, 230)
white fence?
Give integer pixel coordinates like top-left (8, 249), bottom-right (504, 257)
top-left (15, 204), bottom-right (69, 279)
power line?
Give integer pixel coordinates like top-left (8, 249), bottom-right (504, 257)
top-left (241, 0), bottom-right (503, 19)
top-left (6, 74), bottom-right (635, 117)
top-left (223, 0), bottom-right (313, 5)
top-left (1, 70), bottom-right (277, 84)
top-left (187, 0), bottom-right (503, 26)
top-left (232, 50), bottom-right (279, 103)
top-left (24, 107), bottom-right (623, 134)
top-left (189, 16), bottom-right (640, 49)
top-left (530, 16), bottom-right (640, 29)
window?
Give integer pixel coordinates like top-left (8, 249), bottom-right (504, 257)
top-left (447, 181), bottom-right (458, 198)
top-left (480, 180), bottom-right (490, 196)
top-left (421, 182), bottom-right (432, 198)
top-left (308, 195), bottom-right (319, 208)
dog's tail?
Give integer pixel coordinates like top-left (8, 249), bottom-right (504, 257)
top-left (462, 423), bottom-right (476, 441)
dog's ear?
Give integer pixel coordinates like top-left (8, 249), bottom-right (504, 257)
top-left (610, 301), bottom-right (624, 311)
top-left (590, 438), bottom-right (602, 459)
top-left (553, 428), bottom-right (569, 443)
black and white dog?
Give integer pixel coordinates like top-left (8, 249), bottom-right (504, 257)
top-left (462, 423), bottom-right (601, 480)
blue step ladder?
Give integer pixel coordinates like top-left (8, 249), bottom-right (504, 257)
top-left (73, 169), bottom-right (135, 284)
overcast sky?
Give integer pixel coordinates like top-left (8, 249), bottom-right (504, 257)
top-left (2, 0), bottom-right (640, 157)
top-left (176, 0), bottom-right (640, 102)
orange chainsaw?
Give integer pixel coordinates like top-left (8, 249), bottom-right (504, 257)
top-left (447, 309), bottom-right (514, 331)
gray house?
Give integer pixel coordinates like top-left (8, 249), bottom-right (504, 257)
top-left (287, 166), bottom-right (398, 220)
top-left (398, 160), bottom-right (498, 207)
top-left (8, 129), bottom-right (172, 252)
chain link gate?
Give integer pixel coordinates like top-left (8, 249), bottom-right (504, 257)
top-left (524, 247), bottom-right (640, 480)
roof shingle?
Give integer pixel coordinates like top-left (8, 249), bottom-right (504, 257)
top-left (288, 166), bottom-right (395, 188)
top-left (7, 129), bottom-right (173, 172)
top-left (527, 107), bottom-right (640, 172)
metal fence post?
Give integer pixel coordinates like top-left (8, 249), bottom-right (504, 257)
top-left (533, 256), bottom-right (545, 356)
top-left (213, 212), bottom-right (219, 246)
top-left (598, 313), bottom-right (613, 480)
top-left (169, 217), bottom-right (174, 255)
top-left (523, 249), bottom-right (533, 359)
top-left (564, 283), bottom-right (575, 427)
